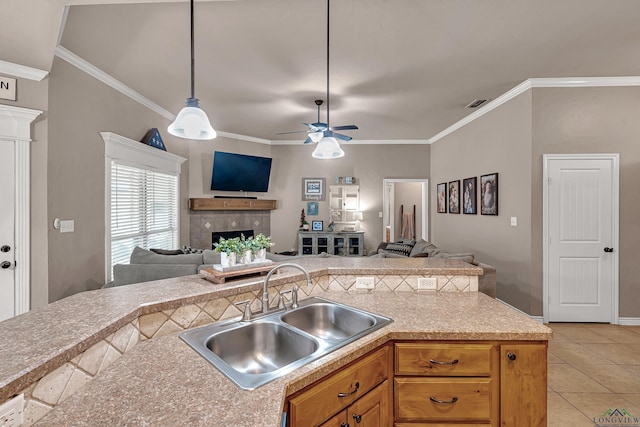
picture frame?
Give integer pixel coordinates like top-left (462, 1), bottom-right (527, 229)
top-left (462, 177), bottom-right (477, 215)
top-left (436, 183), bottom-right (447, 213)
top-left (311, 220), bottom-right (323, 231)
top-left (307, 201), bottom-right (319, 216)
top-left (302, 177), bottom-right (326, 201)
top-left (448, 180), bottom-right (460, 214)
top-left (140, 128), bottom-right (166, 151)
top-left (480, 173), bottom-right (498, 215)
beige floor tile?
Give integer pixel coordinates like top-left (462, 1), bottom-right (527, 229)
top-left (548, 342), bottom-right (614, 364)
top-left (548, 326), bottom-right (617, 344)
top-left (548, 364), bottom-right (610, 393)
top-left (588, 343), bottom-right (640, 365)
top-left (560, 392), bottom-right (640, 421)
top-left (620, 365), bottom-right (640, 376)
top-left (547, 350), bottom-right (565, 364)
top-left (574, 364), bottom-right (640, 393)
top-left (548, 329), bottom-right (573, 342)
top-left (584, 325), bottom-right (640, 344)
top-left (547, 392), bottom-right (596, 427)
top-left (620, 393), bottom-right (640, 407)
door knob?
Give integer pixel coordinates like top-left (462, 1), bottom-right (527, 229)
top-left (0, 245), bottom-right (10, 252)
top-left (604, 247), bottom-right (614, 253)
top-left (1, 261), bottom-right (11, 269)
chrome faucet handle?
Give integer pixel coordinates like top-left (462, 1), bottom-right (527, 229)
top-left (278, 289), bottom-right (293, 309)
top-left (291, 285), bottom-right (299, 309)
top-left (234, 300), bottom-right (253, 321)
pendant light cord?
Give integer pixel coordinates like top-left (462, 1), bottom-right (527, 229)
top-left (190, 0), bottom-right (195, 99)
top-left (326, 0), bottom-right (330, 128)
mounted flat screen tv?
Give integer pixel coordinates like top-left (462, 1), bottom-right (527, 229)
top-left (210, 151), bottom-right (273, 192)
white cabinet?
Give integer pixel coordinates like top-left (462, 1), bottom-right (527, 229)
top-left (329, 185), bottom-right (359, 228)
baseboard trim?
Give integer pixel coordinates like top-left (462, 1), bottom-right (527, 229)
top-left (618, 318), bottom-right (640, 326)
top-left (496, 298), bottom-right (544, 323)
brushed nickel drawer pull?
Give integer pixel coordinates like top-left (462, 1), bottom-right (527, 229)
top-left (337, 381), bottom-right (360, 398)
top-left (429, 396), bottom-right (459, 404)
top-left (429, 358), bottom-right (459, 365)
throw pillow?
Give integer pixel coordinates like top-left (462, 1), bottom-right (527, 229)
top-left (182, 245), bottom-right (204, 254)
top-left (150, 248), bottom-right (185, 255)
top-left (383, 241), bottom-right (415, 257)
top-left (409, 239), bottom-right (436, 257)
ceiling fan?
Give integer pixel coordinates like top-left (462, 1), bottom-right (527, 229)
top-left (277, 99), bottom-right (358, 144)
top-left (276, 0), bottom-right (358, 147)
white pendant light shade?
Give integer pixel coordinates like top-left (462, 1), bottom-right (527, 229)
top-left (312, 136), bottom-right (344, 159)
top-left (168, 97), bottom-right (217, 140)
top-left (309, 131), bottom-right (324, 143)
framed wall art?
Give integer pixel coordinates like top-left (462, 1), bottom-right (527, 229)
top-left (307, 201), bottom-right (319, 216)
top-left (480, 173), bottom-right (498, 215)
top-left (311, 220), bottom-right (323, 231)
top-left (302, 177), bottom-right (326, 201)
top-left (437, 183), bottom-right (447, 213)
top-left (462, 177), bottom-right (477, 215)
top-left (448, 180), bottom-right (460, 214)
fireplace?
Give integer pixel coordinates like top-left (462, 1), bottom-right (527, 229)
top-left (212, 229), bottom-right (254, 249)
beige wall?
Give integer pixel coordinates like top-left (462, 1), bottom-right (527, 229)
top-left (531, 86), bottom-right (640, 318)
top-left (269, 144), bottom-right (430, 254)
top-left (46, 58), bottom-right (190, 302)
top-left (430, 92), bottom-right (533, 313)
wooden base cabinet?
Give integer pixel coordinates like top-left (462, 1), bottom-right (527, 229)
top-left (288, 345), bottom-right (391, 427)
top-left (393, 341), bottom-right (547, 426)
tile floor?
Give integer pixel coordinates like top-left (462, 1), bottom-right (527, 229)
top-left (547, 323), bottom-right (640, 426)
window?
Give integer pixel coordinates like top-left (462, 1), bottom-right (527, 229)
top-left (102, 132), bottom-right (186, 282)
top-left (110, 162), bottom-right (179, 273)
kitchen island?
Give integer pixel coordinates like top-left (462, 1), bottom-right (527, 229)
top-left (0, 258), bottom-right (550, 426)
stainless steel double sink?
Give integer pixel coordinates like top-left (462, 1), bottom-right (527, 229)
top-left (179, 296), bottom-right (393, 390)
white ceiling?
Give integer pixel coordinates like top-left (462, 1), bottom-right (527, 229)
top-left (4, 0), bottom-right (640, 141)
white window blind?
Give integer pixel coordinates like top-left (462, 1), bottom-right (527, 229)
top-left (110, 162), bottom-right (179, 275)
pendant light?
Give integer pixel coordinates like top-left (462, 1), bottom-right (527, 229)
top-left (312, 0), bottom-right (345, 159)
top-left (168, 0), bottom-right (217, 140)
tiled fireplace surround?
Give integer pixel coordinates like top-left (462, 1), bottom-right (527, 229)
top-left (189, 210), bottom-right (271, 250)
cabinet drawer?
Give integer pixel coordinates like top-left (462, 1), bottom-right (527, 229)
top-left (395, 343), bottom-right (493, 376)
top-left (289, 346), bottom-right (390, 427)
top-left (394, 377), bottom-right (492, 422)
top-left (396, 424), bottom-right (490, 427)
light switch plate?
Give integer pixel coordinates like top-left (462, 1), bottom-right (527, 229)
top-left (60, 220), bottom-right (75, 233)
top-left (355, 277), bottom-right (375, 290)
top-left (510, 217), bottom-right (518, 226)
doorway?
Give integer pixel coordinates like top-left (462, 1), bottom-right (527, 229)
top-left (0, 104), bottom-right (40, 321)
top-left (382, 179), bottom-right (428, 243)
top-left (543, 154), bottom-right (619, 323)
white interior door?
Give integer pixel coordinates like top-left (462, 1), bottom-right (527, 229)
top-left (546, 155), bottom-right (618, 323)
top-left (0, 140), bottom-right (15, 322)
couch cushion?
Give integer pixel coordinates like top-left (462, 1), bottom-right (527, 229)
top-left (202, 250), bottom-right (222, 265)
top-left (130, 246), bottom-right (203, 265)
top-left (382, 242), bottom-right (415, 257)
top-left (110, 264), bottom-right (198, 287)
top-left (409, 239), bottom-right (436, 257)
top-left (377, 250), bottom-right (409, 258)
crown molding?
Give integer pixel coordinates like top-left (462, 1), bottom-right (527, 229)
top-left (217, 131), bottom-right (271, 145)
top-left (0, 60), bottom-right (48, 82)
top-left (430, 76), bottom-right (640, 144)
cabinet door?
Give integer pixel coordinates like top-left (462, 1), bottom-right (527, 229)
top-left (320, 410), bottom-right (348, 427)
top-left (348, 380), bottom-right (390, 427)
top-left (500, 343), bottom-right (547, 426)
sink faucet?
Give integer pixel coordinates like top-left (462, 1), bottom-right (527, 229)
top-left (262, 263), bottom-right (311, 313)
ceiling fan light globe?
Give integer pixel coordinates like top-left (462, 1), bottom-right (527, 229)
top-left (312, 136), bottom-right (344, 159)
top-left (309, 131), bottom-right (324, 143)
top-left (168, 98), bottom-right (217, 140)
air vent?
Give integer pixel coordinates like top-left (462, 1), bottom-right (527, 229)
top-left (465, 99), bottom-right (488, 109)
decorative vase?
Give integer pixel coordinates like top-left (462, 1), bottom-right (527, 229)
top-left (220, 252), bottom-right (236, 267)
top-left (255, 248), bottom-right (267, 262)
top-left (242, 250), bottom-right (253, 264)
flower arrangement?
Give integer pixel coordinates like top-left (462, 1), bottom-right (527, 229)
top-left (214, 234), bottom-right (273, 265)
top-left (213, 236), bottom-right (242, 255)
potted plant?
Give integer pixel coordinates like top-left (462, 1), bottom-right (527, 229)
top-left (252, 233), bottom-right (272, 261)
top-left (213, 236), bottom-right (241, 266)
top-left (238, 234), bottom-right (253, 264)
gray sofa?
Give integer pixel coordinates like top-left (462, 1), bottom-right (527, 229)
top-left (370, 239), bottom-right (496, 298)
top-left (106, 247), bottom-right (336, 288)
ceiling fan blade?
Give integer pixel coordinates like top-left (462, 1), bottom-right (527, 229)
top-left (332, 132), bottom-right (353, 142)
top-left (330, 125), bottom-right (358, 131)
top-left (303, 136), bottom-right (313, 144)
top-left (276, 130), bottom-right (309, 135)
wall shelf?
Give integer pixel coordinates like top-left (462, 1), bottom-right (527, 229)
top-left (189, 198), bottom-right (276, 211)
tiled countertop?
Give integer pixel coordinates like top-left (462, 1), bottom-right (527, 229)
top-left (0, 257), bottom-right (547, 426)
